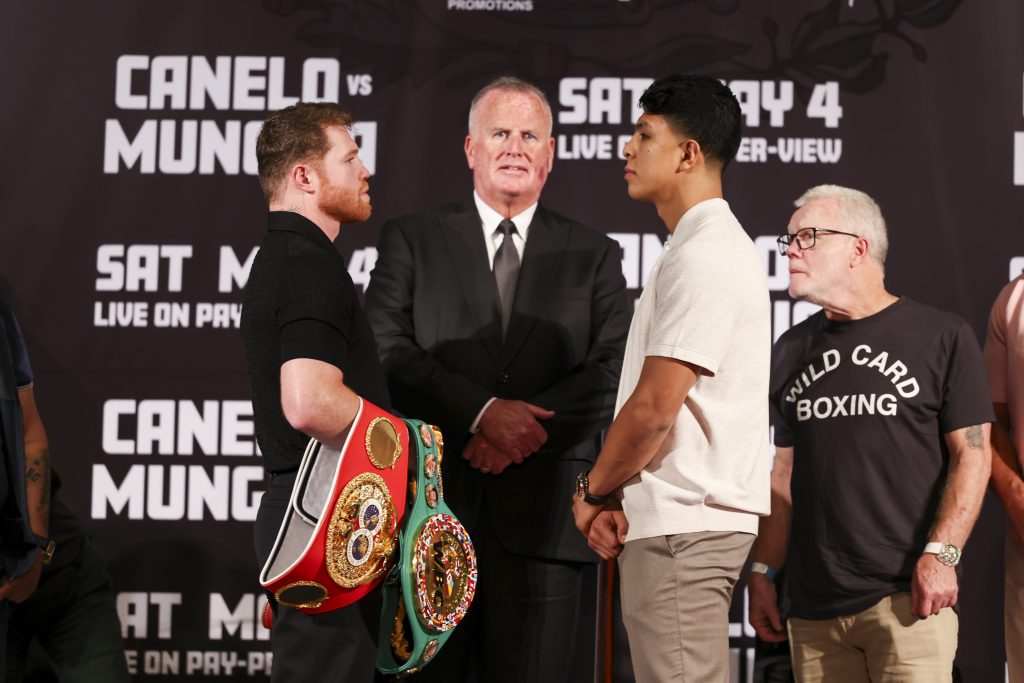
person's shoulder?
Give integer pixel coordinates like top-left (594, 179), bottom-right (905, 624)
top-left (994, 274), bottom-right (1024, 307)
top-left (897, 298), bottom-right (971, 332)
top-left (383, 200), bottom-right (469, 228)
top-left (535, 205), bottom-right (617, 247)
top-left (775, 311), bottom-right (826, 348)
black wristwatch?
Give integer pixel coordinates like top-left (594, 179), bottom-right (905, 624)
top-left (34, 534), bottom-right (56, 565)
top-left (575, 471), bottom-right (610, 506)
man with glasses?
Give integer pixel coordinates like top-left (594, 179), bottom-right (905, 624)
top-left (747, 184), bottom-right (993, 682)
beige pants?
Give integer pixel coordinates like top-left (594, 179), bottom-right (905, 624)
top-left (1007, 531), bottom-right (1024, 683)
top-left (618, 530), bottom-right (754, 683)
top-left (787, 592), bottom-right (958, 683)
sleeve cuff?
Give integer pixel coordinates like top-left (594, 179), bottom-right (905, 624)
top-left (469, 397), bottom-right (498, 434)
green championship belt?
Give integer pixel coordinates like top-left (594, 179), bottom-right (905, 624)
top-left (376, 420), bottom-right (478, 676)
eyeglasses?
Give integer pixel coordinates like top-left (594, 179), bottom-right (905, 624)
top-left (777, 227), bottom-right (860, 256)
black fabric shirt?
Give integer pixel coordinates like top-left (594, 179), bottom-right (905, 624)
top-left (770, 298), bottom-right (993, 619)
top-left (241, 212), bottom-right (390, 474)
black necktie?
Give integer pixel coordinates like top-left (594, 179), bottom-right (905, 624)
top-left (493, 219), bottom-right (520, 337)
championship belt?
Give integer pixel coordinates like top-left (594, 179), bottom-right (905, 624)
top-left (376, 420), bottom-right (478, 676)
top-left (259, 399), bottom-right (408, 618)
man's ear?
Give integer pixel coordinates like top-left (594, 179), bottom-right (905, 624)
top-left (677, 139), bottom-right (702, 172)
top-left (290, 162), bottom-right (317, 195)
top-left (850, 236), bottom-right (871, 267)
top-left (464, 135), bottom-right (476, 170)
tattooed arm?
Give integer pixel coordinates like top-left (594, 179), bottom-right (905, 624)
top-left (0, 387), bottom-right (50, 603)
top-left (911, 423), bottom-right (992, 618)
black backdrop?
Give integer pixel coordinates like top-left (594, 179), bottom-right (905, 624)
top-left (1, 1), bottom-right (1021, 680)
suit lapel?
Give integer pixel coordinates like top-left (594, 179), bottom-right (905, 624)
top-left (440, 202), bottom-right (503, 365)
top-left (501, 206), bottom-right (569, 365)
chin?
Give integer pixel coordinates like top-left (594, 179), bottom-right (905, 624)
top-left (625, 185), bottom-right (650, 203)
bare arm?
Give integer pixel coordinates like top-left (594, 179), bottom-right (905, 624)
top-left (18, 388), bottom-right (49, 540)
top-left (747, 446), bottom-right (793, 642)
top-left (572, 356), bottom-right (698, 536)
top-left (586, 356), bottom-right (698, 496)
top-left (933, 423), bottom-right (992, 546)
top-left (0, 388), bottom-right (50, 602)
top-left (989, 403), bottom-right (1024, 541)
top-left (280, 358), bottom-right (361, 450)
top-left (911, 422), bottom-right (992, 617)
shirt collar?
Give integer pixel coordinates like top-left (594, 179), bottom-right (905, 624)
top-left (473, 192), bottom-right (537, 241)
top-left (266, 211), bottom-right (336, 252)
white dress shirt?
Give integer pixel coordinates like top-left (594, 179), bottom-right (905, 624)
top-left (468, 192), bottom-right (539, 434)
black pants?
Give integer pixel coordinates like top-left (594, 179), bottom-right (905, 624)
top-left (255, 472), bottom-right (380, 683)
top-left (6, 537), bottom-right (130, 683)
top-left (411, 512), bottom-right (586, 683)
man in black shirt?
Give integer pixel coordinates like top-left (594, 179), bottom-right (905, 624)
top-left (242, 102), bottom-right (388, 683)
top-left (747, 185), bottom-right (992, 682)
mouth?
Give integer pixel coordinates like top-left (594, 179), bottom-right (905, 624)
top-left (623, 167), bottom-right (635, 179)
top-left (498, 164), bottom-right (528, 175)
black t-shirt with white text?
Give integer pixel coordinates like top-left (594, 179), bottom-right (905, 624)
top-left (770, 298), bottom-right (993, 619)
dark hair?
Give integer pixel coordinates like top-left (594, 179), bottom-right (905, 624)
top-left (638, 74), bottom-right (742, 172)
top-left (256, 102), bottom-right (356, 202)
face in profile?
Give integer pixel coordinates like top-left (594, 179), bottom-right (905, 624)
top-left (465, 89), bottom-right (554, 210)
top-left (315, 125), bottom-right (372, 223)
top-left (621, 113), bottom-right (687, 204)
top-left (784, 198), bottom-right (854, 305)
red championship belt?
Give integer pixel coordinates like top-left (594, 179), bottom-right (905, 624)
top-left (260, 399), bottom-right (409, 616)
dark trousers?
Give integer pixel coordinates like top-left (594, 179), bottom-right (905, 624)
top-left (411, 512), bottom-right (587, 683)
top-left (255, 472), bottom-right (379, 683)
top-left (6, 537), bottom-right (130, 683)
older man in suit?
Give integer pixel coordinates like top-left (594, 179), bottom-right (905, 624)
top-left (365, 76), bottom-right (630, 682)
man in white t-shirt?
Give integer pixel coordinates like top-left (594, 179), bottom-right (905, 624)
top-left (571, 74), bottom-right (771, 682)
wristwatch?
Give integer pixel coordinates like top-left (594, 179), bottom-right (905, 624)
top-left (574, 471), bottom-right (610, 506)
top-left (750, 562), bottom-right (778, 581)
top-left (34, 534), bottom-right (56, 566)
top-left (923, 541), bottom-right (961, 567)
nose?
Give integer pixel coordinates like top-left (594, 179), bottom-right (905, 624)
top-left (506, 134), bottom-right (524, 154)
top-left (622, 136), bottom-right (636, 158)
top-left (785, 239), bottom-right (801, 258)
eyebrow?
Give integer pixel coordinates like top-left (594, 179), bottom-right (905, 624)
top-left (634, 120), bottom-right (651, 131)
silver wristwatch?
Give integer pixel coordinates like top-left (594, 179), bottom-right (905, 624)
top-left (923, 541), bottom-right (961, 567)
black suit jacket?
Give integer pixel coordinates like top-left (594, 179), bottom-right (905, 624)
top-left (365, 200), bottom-right (631, 563)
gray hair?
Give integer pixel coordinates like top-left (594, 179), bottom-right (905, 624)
top-left (794, 184), bottom-right (888, 266)
top-left (467, 76), bottom-right (553, 136)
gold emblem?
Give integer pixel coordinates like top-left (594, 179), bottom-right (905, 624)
top-left (414, 516), bottom-right (477, 631)
top-left (326, 473), bottom-right (397, 588)
top-left (276, 581), bottom-right (329, 609)
top-left (366, 417), bottom-right (402, 469)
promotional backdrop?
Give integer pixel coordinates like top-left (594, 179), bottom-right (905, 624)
top-left (1, 1), bottom-right (1022, 680)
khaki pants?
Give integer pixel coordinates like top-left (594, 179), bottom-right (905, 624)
top-left (618, 530), bottom-right (754, 683)
top-left (1007, 531), bottom-right (1024, 683)
top-left (788, 592), bottom-right (958, 683)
